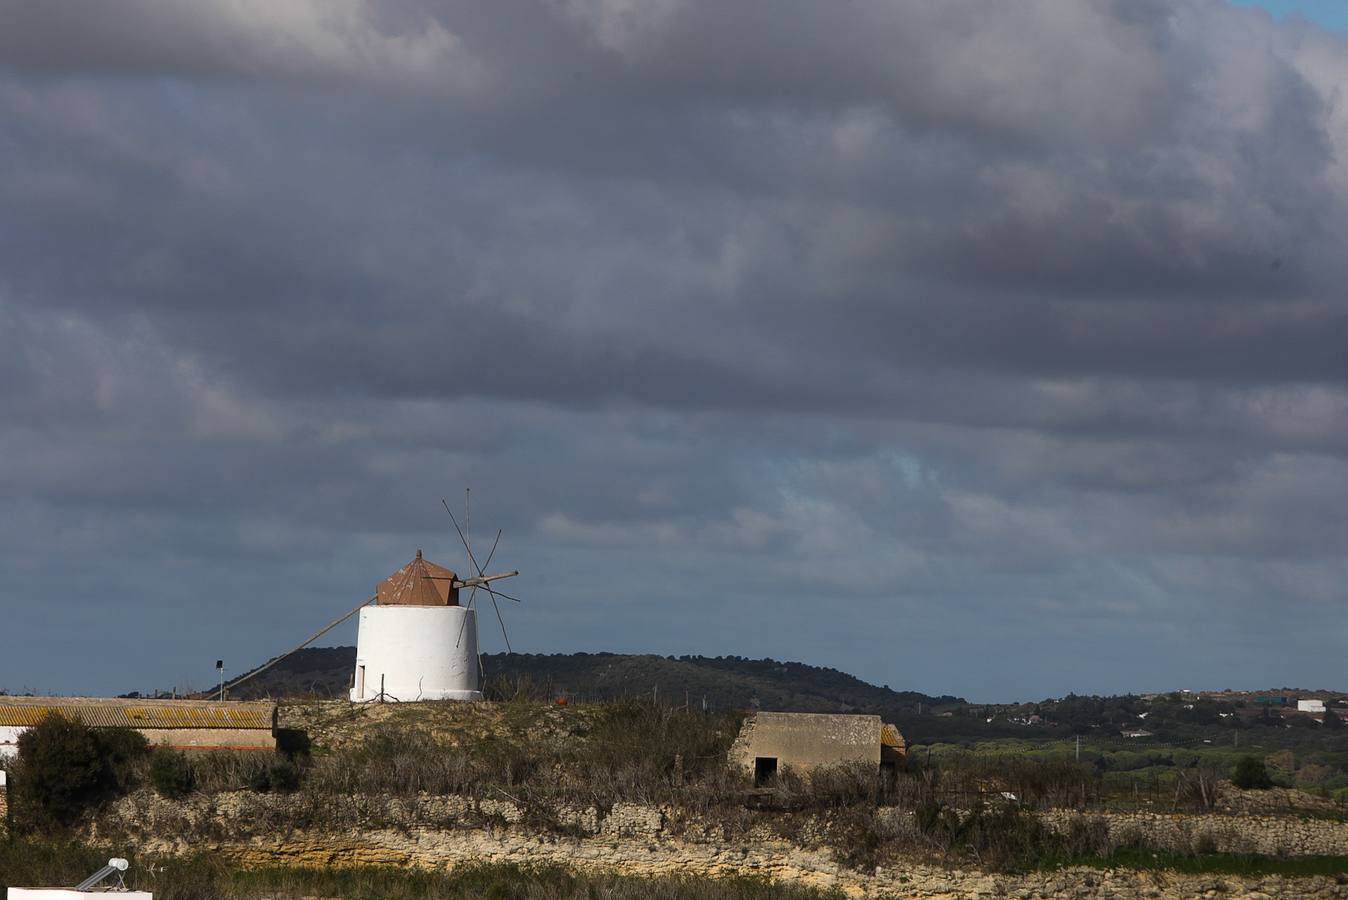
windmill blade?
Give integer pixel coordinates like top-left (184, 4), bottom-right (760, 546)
top-left (455, 593), bottom-right (477, 648)
top-left (442, 497), bottom-right (488, 578)
top-left (468, 529), bottom-right (502, 606)
top-left (442, 495), bottom-right (518, 654)
top-left (483, 583), bottom-right (513, 653)
top-left (477, 584), bottom-right (522, 603)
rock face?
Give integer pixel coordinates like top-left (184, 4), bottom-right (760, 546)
top-left (91, 790), bottom-right (1348, 899)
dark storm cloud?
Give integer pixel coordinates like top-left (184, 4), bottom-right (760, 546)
top-left (1, 0), bottom-right (1347, 700)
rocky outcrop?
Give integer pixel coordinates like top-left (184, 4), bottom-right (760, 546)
top-left (90, 791), bottom-right (1348, 898)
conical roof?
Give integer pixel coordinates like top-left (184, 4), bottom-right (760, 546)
top-left (376, 549), bottom-right (459, 606)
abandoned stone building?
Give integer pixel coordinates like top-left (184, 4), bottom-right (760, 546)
top-left (731, 711), bottom-right (906, 784)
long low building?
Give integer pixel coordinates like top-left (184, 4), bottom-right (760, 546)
top-left (0, 697), bottom-right (277, 756)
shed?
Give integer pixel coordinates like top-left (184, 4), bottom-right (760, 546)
top-left (0, 698), bottom-right (277, 756)
top-left (732, 711), bottom-right (892, 785)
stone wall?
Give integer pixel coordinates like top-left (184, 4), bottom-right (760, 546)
top-left (1040, 809), bottom-right (1348, 857)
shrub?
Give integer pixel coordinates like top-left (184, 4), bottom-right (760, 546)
top-left (179, 750), bottom-right (275, 793)
top-left (247, 757), bottom-right (301, 793)
top-left (1175, 768), bottom-right (1221, 811)
top-left (1231, 756), bottom-right (1273, 790)
top-left (150, 748), bottom-right (196, 799)
top-left (96, 728), bottom-right (152, 792)
top-left (11, 715), bottom-right (148, 831)
top-left (912, 797), bottom-right (1058, 871)
top-left (828, 807), bottom-right (892, 871)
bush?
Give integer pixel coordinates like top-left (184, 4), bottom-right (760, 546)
top-left (150, 748), bottom-right (196, 799)
top-left (11, 716), bottom-right (148, 831)
top-left (96, 728), bottom-right (152, 792)
top-left (247, 757), bottom-right (301, 793)
top-left (1175, 768), bottom-right (1221, 811)
top-left (1231, 756), bottom-right (1273, 790)
top-left (766, 762), bottom-right (879, 810)
top-left (912, 798), bottom-right (1059, 871)
top-left (828, 807), bottom-right (893, 871)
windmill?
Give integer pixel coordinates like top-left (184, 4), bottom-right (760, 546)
top-left (344, 492), bottom-right (522, 703)
top-left (203, 493), bottom-right (523, 704)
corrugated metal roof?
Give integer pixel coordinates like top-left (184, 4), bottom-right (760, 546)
top-left (0, 700), bottom-right (274, 730)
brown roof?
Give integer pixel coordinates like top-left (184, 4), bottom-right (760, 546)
top-left (0, 698), bottom-right (275, 730)
top-left (881, 722), bottom-right (906, 750)
top-left (376, 548), bottom-right (459, 606)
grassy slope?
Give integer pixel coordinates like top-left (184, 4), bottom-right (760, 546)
top-left (0, 840), bottom-right (840, 900)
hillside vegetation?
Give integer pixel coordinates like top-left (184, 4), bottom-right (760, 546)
top-left (229, 647), bottom-right (961, 715)
top-left (223, 649), bottom-right (1348, 754)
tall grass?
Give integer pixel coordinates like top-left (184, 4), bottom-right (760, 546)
top-left (299, 700), bottom-right (744, 812)
top-left (0, 840), bottom-right (841, 900)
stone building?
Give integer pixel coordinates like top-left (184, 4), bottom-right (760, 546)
top-left (731, 711), bottom-right (904, 784)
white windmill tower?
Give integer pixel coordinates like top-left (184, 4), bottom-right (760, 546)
top-left (350, 494), bottom-right (520, 702)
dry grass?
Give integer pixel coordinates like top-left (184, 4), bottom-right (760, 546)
top-left (0, 840), bottom-right (840, 900)
top-left (295, 698), bottom-right (745, 812)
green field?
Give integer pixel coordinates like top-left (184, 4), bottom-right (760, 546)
top-left (912, 736), bottom-right (1348, 809)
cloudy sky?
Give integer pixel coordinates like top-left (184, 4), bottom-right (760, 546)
top-left (2, 0), bottom-right (1347, 702)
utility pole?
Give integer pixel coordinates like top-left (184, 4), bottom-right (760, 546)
top-left (216, 660), bottom-right (225, 701)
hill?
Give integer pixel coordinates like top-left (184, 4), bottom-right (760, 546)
top-left (228, 646), bottom-right (963, 718)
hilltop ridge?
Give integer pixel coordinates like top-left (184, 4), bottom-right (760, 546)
top-left (227, 646), bottom-right (963, 716)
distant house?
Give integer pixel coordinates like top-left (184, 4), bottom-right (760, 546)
top-left (0, 697), bottom-right (276, 758)
top-left (731, 712), bottom-right (904, 785)
top-left (1122, 729), bottom-right (1154, 739)
top-left (1297, 699), bottom-right (1326, 714)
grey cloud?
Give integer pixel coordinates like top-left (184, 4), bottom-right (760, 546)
top-left (2, 1), bottom-right (1348, 700)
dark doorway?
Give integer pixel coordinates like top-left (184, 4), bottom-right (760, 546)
top-left (754, 756), bottom-right (778, 786)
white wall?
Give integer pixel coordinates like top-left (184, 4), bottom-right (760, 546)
top-left (1299, 699), bottom-right (1326, 713)
top-left (0, 725), bottom-right (24, 759)
top-left (351, 605), bottom-right (482, 702)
